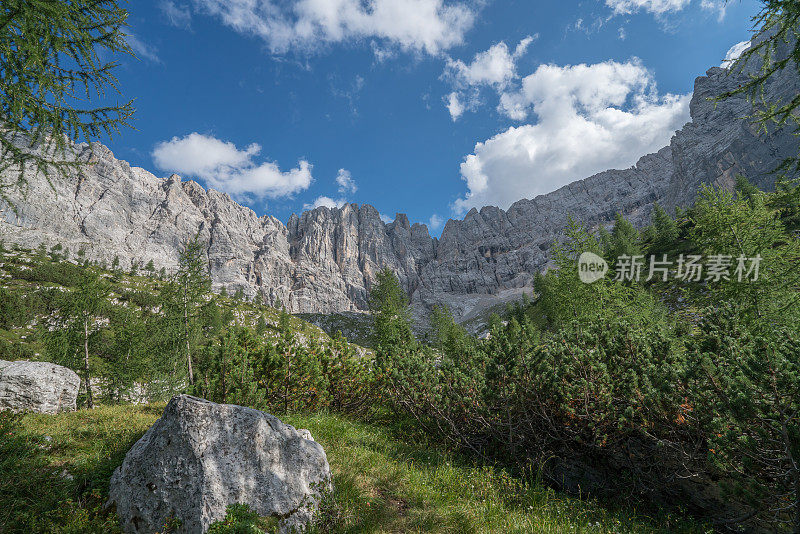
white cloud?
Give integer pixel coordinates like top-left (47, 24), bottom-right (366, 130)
top-left (160, 1), bottom-right (192, 28)
top-left (152, 133), bottom-right (313, 201)
top-left (443, 36), bottom-right (535, 119)
top-left (126, 33), bottom-right (160, 63)
top-left (618, 27), bottom-right (627, 40)
top-left (721, 40), bottom-right (751, 68)
top-left (303, 196), bottom-right (348, 210)
top-left (371, 41), bottom-right (397, 62)
top-left (514, 36), bottom-right (536, 58)
top-left (428, 214), bottom-right (443, 230)
top-left (301, 168), bottom-right (357, 211)
top-left (454, 59), bottom-right (691, 213)
top-left (446, 92), bottom-right (464, 120)
top-left (380, 213), bottom-right (393, 224)
top-left (445, 88), bottom-right (482, 120)
top-left (605, 0), bottom-right (691, 15)
top-left (700, 0), bottom-right (727, 21)
top-left (445, 37), bottom-right (533, 89)
top-left (567, 17), bottom-right (605, 36)
top-left (336, 168), bottom-right (357, 194)
top-left (192, 0), bottom-right (475, 56)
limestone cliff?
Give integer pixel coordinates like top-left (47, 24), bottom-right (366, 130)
top-left (1, 39), bottom-right (797, 321)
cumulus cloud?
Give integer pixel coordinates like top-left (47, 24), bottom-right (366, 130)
top-left (161, 1), bottom-right (192, 28)
top-left (605, 0), bottom-right (691, 15)
top-left (446, 92), bottom-right (465, 120)
top-left (152, 133), bottom-right (313, 201)
top-left (444, 88), bottom-right (483, 120)
top-left (192, 0), bottom-right (475, 56)
top-left (445, 36), bottom-right (534, 88)
top-left (443, 35), bottom-right (536, 119)
top-left (336, 168), bottom-right (357, 194)
top-left (303, 196), bottom-right (348, 210)
top-left (301, 169), bottom-right (357, 211)
top-left (700, 0), bottom-right (727, 21)
top-left (371, 41), bottom-right (397, 62)
top-left (428, 214), bottom-right (444, 230)
top-left (126, 33), bottom-right (160, 63)
top-left (721, 40), bottom-right (751, 68)
top-left (453, 59), bottom-right (691, 213)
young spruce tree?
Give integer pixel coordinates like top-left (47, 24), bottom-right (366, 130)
top-left (369, 268), bottom-right (413, 348)
top-left (46, 270), bottom-right (110, 408)
top-left (162, 235), bottom-right (210, 386)
top-left (0, 0), bottom-right (134, 197)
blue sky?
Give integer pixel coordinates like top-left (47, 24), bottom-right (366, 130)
top-left (106, 0), bottom-right (762, 235)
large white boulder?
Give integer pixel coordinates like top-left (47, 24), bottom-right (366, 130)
top-left (0, 360), bottom-right (80, 413)
top-left (108, 395), bottom-right (332, 533)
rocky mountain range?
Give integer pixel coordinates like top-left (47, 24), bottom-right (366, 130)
top-left (1, 35), bottom-right (798, 323)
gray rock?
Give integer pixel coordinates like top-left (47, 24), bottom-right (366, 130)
top-left (0, 359), bottom-right (80, 414)
top-left (108, 395), bottom-right (332, 534)
top-left (1, 32), bottom-right (797, 325)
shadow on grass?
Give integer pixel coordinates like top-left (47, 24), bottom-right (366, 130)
top-left (308, 466), bottom-right (478, 534)
top-left (294, 411), bottom-right (708, 534)
top-left (0, 409), bottom-right (150, 533)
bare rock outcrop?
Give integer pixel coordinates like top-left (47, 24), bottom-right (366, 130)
top-left (107, 395), bottom-right (332, 534)
top-left (0, 359), bottom-right (80, 414)
top-left (1, 33), bottom-right (797, 323)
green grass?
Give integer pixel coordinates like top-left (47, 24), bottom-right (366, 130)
top-left (1, 404), bottom-right (708, 533)
top-left (286, 414), bottom-right (707, 534)
top-left (0, 405), bottom-right (163, 533)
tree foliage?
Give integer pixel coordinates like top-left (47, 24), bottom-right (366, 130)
top-left (721, 0), bottom-right (800, 175)
top-left (0, 0), bottom-right (134, 197)
top-left (195, 321), bottom-right (374, 415)
top-left (689, 184), bottom-right (800, 328)
top-left (161, 234), bottom-right (211, 385)
top-left (373, 182), bottom-right (800, 529)
top-left (604, 212), bottom-right (642, 264)
top-left (650, 202), bottom-right (679, 251)
top-left (688, 306), bottom-right (800, 527)
top-left (44, 269), bottom-right (110, 408)
top-left (369, 268), bottom-right (413, 348)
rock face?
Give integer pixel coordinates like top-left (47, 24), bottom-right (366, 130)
top-left (1, 34), bottom-right (798, 322)
top-left (108, 395), bottom-right (332, 534)
top-left (0, 360), bottom-right (80, 414)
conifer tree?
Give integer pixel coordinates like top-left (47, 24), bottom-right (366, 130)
top-left (604, 212), bottom-right (642, 264)
top-left (278, 308), bottom-right (294, 413)
top-left (106, 305), bottom-right (146, 401)
top-left (651, 202), bottom-right (679, 251)
top-left (735, 174), bottom-right (761, 203)
top-left (46, 270), bottom-right (110, 408)
top-left (429, 304), bottom-right (469, 356)
top-left (0, 0), bottom-right (135, 197)
top-left (369, 268), bottom-right (413, 348)
top-left (256, 314), bottom-right (267, 335)
top-left (162, 235), bottom-right (210, 385)
top-left (720, 1), bottom-right (800, 174)
top-left (598, 225), bottom-right (613, 254)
